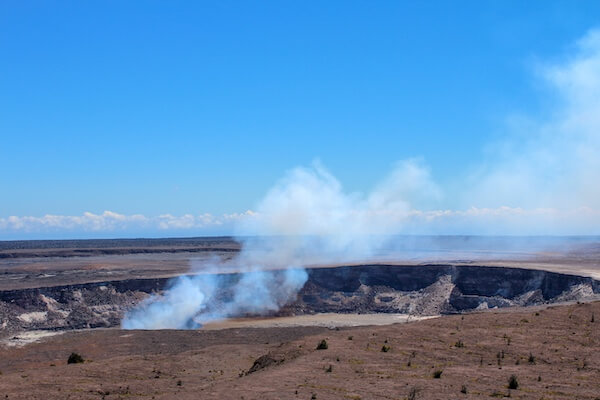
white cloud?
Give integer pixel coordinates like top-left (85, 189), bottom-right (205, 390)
top-left (1, 205), bottom-right (599, 238)
top-left (0, 211), bottom-right (251, 236)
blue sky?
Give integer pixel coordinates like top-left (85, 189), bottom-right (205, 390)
top-left (2, 1), bottom-right (600, 239)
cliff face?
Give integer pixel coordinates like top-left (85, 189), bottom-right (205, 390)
top-left (1, 265), bottom-right (598, 333)
top-left (287, 265), bottom-right (599, 316)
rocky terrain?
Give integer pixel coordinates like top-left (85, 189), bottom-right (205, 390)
top-left (288, 264), bottom-right (599, 315)
top-left (1, 264), bottom-right (598, 334)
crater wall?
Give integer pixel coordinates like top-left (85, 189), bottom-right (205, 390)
top-left (1, 265), bottom-right (598, 333)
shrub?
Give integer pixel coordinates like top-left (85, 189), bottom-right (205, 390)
top-left (508, 375), bottom-right (519, 390)
top-left (528, 353), bottom-right (535, 364)
top-left (325, 364), bottom-right (333, 373)
top-left (432, 370), bottom-right (443, 379)
top-left (455, 340), bottom-right (464, 348)
top-left (407, 386), bottom-right (419, 400)
top-left (67, 352), bottom-right (84, 364)
top-left (316, 339), bottom-right (328, 350)
top-left (460, 385), bottom-right (467, 394)
top-left (381, 345), bottom-right (391, 353)
top-left (407, 351), bottom-right (416, 366)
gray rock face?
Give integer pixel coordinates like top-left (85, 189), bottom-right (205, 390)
top-left (285, 265), bottom-right (599, 316)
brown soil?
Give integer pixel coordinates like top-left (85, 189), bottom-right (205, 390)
top-left (0, 301), bottom-right (598, 399)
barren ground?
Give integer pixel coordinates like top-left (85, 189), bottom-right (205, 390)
top-left (0, 301), bottom-right (598, 399)
top-left (201, 313), bottom-right (436, 330)
top-left (1, 237), bottom-right (599, 399)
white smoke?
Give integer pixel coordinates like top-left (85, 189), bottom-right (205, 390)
top-left (122, 160), bottom-right (437, 329)
top-left (394, 27), bottom-right (600, 235)
top-left (122, 29), bottom-right (600, 329)
top-left (122, 275), bottom-right (211, 329)
top-left (462, 29), bottom-right (600, 224)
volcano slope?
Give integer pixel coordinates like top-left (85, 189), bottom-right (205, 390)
top-left (0, 300), bottom-right (599, 399)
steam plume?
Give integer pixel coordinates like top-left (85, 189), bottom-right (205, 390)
top-left (459, 29), bottom-right (600, 232)
top-left (122, 160), bottom-right (435, 329)
top-left (122, 29), bottom-right (600, 329)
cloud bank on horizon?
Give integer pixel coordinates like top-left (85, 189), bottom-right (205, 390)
top-left (3, 29), bottom-right (600, 239)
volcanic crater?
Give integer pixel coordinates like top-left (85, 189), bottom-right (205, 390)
top-left (1, 263), bottom-right (598, 334)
